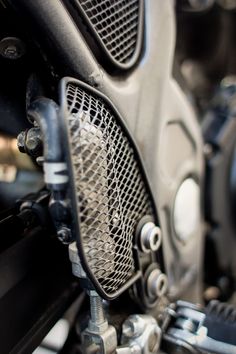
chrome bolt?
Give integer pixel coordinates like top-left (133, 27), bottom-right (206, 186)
top-left (57, 226), bottom-right (71, 244)
top-left (122, 315), bottom-right (145, 338)
top-left (83, 291), bottom-right (117, 353)
top-left (36, 156), bottom-right (44, 166)
top-left (140, 222), bottom-right (162, 253)
top-left (147, 269), bottom-right (168, 299)
top-left (26, 138), bottom-right (38, 150)
top-left (88, 290), bottom-right (108, 333)
top-left (90, 292), bottom-right (105, 325)
top-left (121, 315), bottom-right (161, 354)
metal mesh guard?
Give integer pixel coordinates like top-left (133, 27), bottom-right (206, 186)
top-left (76, 0), bottom-right (142, 66)
top-left (64, 80), bottom-right (153, 296)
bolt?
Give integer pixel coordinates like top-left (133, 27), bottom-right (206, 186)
top-left (0, 37), bottom-right (26, 60)
top-left (36, 156), bottom-right (44, 166)
top-left (122, 315), bottom-right (144, 338)
top-left (147, 269), bottom-right (168, 299)
top-left (25, 127), bottom-right (42, 157)
top-left (90, 293), bottom-right (105, 325)
top-left (26, 137), bottom-right (40, 151)
top-left (57, 226), bottom-right (71, 244)
top-left (17, 131), bottom-right (26, 153)
top-left (88, 291), bottom-right (108, 333)
top-left (140, 222), bottom-right (162, 253)
top-left (4, 45), bottom-right (18, 59)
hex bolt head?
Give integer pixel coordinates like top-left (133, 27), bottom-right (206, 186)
top-left (25, 128), bottom-right (43, 157)
top-left (147, 269), bottom-right (168, 299)
top-left (57, 226), bottom-right (71, 244)
top-left (68, 242), bottom-right (87, 278)
top-left (26, 137), bottom-right (40, 151)
top-left (17, 131), bottom-right (26, 153)
top-left (122, 315), bottom-right (145, 338)
top-left (140, 222), bottom-right (162, 253)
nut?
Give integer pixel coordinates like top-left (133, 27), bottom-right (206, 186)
top-left (68, 242), bottom-right (87, 278)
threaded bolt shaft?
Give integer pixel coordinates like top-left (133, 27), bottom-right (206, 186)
top-left (90, 293), bottom-right (105, 325)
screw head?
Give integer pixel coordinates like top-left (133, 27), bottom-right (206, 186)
top-left (57, 226), bottom-right (71, 244)
top-left (0, 37), bottom-right (26, 60)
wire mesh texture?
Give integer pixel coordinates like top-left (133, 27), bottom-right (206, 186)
top-left (65, 82), bottom-right (153, 295)
top-left (76, 0), bottom-right (141, 65)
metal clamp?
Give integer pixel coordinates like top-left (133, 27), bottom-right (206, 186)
top-left (83, 324), bottom-right (117, 354)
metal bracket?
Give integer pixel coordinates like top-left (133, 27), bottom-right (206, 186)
top-left (83, 324), bottom-right (117, 354)
top-left (164, 301), bottom-right (236, 354)
top-left (117, 315), bottom-right (162, 354)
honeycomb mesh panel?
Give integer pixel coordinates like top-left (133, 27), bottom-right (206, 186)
top-left (76, 0), bottom-right (141, 65)
top-left (65, 82), bottom-right (153, 295)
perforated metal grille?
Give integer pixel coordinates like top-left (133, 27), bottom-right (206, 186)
top-left (65, 82), bottom-right (153, 295)
top-left (76, 0), bottom-right (141, 65)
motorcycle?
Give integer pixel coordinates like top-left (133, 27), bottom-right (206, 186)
top-left (0, 0), bottom-right (235, 353)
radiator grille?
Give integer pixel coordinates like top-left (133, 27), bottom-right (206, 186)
top-left (65, 81), bottom-right (153, 296)
top-left (75, 0), bottom-right (142, 66)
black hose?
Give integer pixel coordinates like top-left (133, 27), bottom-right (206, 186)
top-left (27, 98), bottom-right (62, 163)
